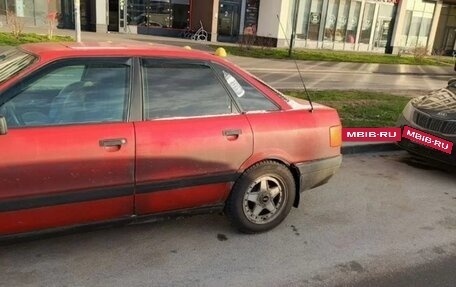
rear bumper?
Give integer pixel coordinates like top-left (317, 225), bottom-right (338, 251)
top-left (294, 155), bottom-right (342, 192)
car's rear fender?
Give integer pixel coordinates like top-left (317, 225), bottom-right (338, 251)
top-left (234, 108), bottom-right (341, 207)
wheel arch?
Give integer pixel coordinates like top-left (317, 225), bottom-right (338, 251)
top-left (237, 157), bottom-right (301, 208)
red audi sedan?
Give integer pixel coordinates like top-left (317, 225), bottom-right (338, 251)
top-left (0, 43), bottom-right (341, 239)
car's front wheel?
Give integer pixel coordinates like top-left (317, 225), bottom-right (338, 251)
top-left (225, 161), bottom-right (296, 233)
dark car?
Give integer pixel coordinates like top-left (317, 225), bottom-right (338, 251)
top-left (397, 78), bottom-right (456, 165)
top-left (0, 43), bottom-right (342, 240)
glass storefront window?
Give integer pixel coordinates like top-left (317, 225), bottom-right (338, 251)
top-left (346, 1), bottom-right (361, 44)
top-left (324, 0), bottom-right (340, 42)
top-left (335, 0), bottom-right (350, 43)
top-left (308, 0), bottom-right (323, 41)
top-left (406, 0), bottom-right (415, 11)
top-left (6, 0), bottom-right (15, 14)
top-left (170, 0), bottom-right (189, 29)
top-left (0, 1), bottom-right (5, 15)
top-left (427, 3), bottom-right (453, 53)
top-left (424, 3), bottom-right (434, 13)
top-left (127, 0), bottom-right (189, 29)
top-left (34, 1), bottom-right (49, 25)
top-left (359, 2), bottom-right (375, 44)
top-left (1, 0), bottom-right (41, 23)
top-left (373, 4), bottom-right (394, 48)
top-left (417, 13), bottom-right (432, 46)
top-left (296, 0), bottom-right (311, 39)
top-left (414, 0), bottom-right (425, 12)
top-left (402, 0), bottom-right (435, 49)
top-left (406, 11), bottom-right (422, 47)
top-left (450, 5), bottom-right (456, 15)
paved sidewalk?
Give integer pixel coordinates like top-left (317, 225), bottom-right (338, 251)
top-left (228, 55), bottom-right (455, 76)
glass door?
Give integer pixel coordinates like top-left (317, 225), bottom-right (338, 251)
top-left (218, 2), bottom-right (241, 42)
top-left (373, 4), bottom-right (394, 50)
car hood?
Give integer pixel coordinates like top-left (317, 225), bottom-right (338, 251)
top-left (412, 88), bottom-right (456, 119)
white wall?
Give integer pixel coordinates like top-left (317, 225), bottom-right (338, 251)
top-left (256, 0), bottom-right (284, 39)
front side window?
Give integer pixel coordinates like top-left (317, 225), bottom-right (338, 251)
top-left (142, 60), bottom-right (236, 119)
top-left (0, 48), bottom-right (36, 84)
top-left (0, 60), bottom-right (130, 128)
top-left (213, 65), bottom-right (279, 112)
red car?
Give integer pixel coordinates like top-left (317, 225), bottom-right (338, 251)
top-left (0, 43), bottom-right (341, 239)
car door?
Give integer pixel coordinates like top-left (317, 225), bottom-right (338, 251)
top-left (0, 58), bottom-right (135, 236)
top-left (134, 59), bottom-right (253, 214)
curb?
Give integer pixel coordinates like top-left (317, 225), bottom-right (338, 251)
top-left (341, 143), bottom-right (402, 155)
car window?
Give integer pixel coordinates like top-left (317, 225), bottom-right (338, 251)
top-left (0, 60), bottom-right (130, 128)
top-left (27, 65), bottom-right (85, 92)
top-left (213, 64), bottom-right (279, 112)
top-left (142, 60), bottom-right (236, 119)
top-left (0, 48), bottom-right (36, 84)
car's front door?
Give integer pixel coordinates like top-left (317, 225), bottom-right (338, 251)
top-left (134, 59), bottom-right (253, 214)
top-left (0, 58), bottom-right (135, 236)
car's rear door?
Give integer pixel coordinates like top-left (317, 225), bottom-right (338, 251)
top-left (134, 59), bottom-right (253, 214)
top-left (0, 58), bottom-right (135, 236)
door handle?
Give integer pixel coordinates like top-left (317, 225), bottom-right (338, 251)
top-left (223, 129), bottom-right (242, 137)
top-left (99, 138), bottom-right (127, 148)
top-left (223, 129), bottom-right (242, 141)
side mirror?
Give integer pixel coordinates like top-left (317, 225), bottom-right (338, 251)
top-left (0, 116), bottom-right (8, 135)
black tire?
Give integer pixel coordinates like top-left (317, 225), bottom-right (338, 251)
top-left (225, 161), bottom-right (296, 233)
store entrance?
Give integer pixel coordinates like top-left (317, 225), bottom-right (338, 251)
top-left (108, 0), bottom-right (119, 32)
top-left (218, 2), bottom-right (241, 42)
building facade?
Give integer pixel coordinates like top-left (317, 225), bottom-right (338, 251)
top-left (0, 0), bottom-right (454, 54)
top-left (267, 0), bottom-right (443, 54)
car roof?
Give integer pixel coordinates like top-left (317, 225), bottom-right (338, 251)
top-left (19, 42), bottom-right (218, 61)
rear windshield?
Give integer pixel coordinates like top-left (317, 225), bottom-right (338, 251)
top-left (0, 48), bottom-right (36, 84)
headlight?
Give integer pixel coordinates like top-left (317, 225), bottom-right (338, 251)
top-left (402, 100), bottom-right (415, 120)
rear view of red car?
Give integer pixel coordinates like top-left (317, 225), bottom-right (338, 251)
top-left (0, 43), bottom-right (341, 239)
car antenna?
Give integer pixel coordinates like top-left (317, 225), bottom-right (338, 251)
top-left (276, 14), bottom-right (314, 112)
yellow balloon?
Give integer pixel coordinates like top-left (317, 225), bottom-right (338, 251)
top-left (215, 47), bottom-right (227, 57)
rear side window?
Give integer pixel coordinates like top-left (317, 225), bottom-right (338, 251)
top-left (142, 60), bottom-right (236, 119)
top-left (213, 64), bottom-right (279, 112)
top-left (0, 48), bottom-right (36, 84)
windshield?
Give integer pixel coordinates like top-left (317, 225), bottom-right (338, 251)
top-left (0, 48), bottom-right (36, 84)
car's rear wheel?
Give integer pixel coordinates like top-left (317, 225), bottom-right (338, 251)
top-left (225, 161), bottom-right (296, 233)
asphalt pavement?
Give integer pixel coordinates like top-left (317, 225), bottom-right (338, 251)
top-left (1, 151), bottom-right (455, 287)
top-left (342, 255), bottom-right (456, 287)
